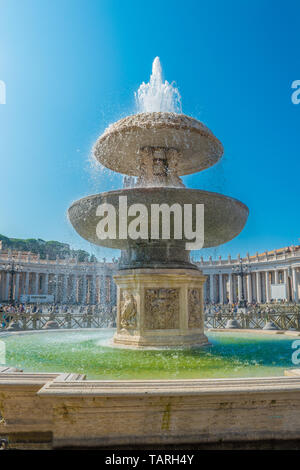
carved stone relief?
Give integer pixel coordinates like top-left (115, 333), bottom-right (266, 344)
top-left (144, 288), bottom-right (179, 330)
top-left (188, 288), bottom-right (203, 329)
top-left (119, 290), bottom-right (137, 330)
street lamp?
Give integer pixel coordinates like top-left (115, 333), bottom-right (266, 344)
top-left (1, 260), bottom-right (22, 305)
top-left (232, 260), bottom-right (249, 308)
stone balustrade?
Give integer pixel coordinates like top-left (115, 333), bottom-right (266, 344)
top-left (1, 367), bottom-right (300, 449)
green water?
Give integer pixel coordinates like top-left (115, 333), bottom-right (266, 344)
top-left (0, 329), bottom-right (298, 380)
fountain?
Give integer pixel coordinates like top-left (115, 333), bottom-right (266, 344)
top-left (68, 58), bottom-right (248, 348)
top-left (3, 60), bottom-right (300, 451)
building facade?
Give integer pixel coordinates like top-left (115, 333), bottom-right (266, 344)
top-left (1, 244), bottom-right (300, 306)
top-left (195, 245), bottom-right (300, 304)
top-left (0, 250), bottom-right (117, 308)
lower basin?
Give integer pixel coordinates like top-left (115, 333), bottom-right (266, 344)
top-left (0, 329), bottom-right (297, 380)
top-left (68, 187), bottom-right (249, 249)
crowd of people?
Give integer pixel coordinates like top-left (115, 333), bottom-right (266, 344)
top-left (0, 302), bottom-right (117, 328)
top-left (204, 300), bottom-right (298, 317)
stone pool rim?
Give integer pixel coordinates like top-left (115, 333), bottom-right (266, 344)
top-left (1, 328), bottom-right (300, 449)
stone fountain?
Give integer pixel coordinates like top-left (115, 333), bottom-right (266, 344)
top-left (68, 58), bottom-right (248, 348)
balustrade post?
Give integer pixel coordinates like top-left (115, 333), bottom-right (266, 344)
top-left (297, 314), bottom-right (300, 331)
top-left (66, 312), bottom-right (72, 329)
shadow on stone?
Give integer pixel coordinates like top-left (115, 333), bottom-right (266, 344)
top-left (43, 321), bottom-right (59, 330)
top-left (6, 321), bottom-right (21, 331)
top-left (225, 319), bottom-right (241, 329)
top-left (263, 321), bottom-right (279, 330)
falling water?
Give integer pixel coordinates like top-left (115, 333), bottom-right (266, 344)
top-left (135, 57), bottom-right (182, 113)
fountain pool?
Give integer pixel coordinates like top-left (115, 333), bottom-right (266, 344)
top-left (0, 329), bottom-right (297, 380)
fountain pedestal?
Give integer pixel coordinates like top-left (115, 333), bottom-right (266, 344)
top-left (113, 268), bottom-right (209, 348)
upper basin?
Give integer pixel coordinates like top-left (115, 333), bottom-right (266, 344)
top-left (93, 112), bottom-right (224, 176)
top-left (68, 187), bottom-right (249, 250)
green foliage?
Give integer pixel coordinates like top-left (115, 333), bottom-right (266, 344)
top-left (0, 233), bottom-right (94, 261)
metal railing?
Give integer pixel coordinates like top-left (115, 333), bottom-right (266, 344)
top-left (205, 304), bottom-right (300, 330)
top-left (0, 311), bottom-right (116, 330)
top-left (1, 304), bottom-right (300, 332)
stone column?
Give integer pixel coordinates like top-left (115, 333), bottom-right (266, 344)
top-left (5, 273), bottom-right (10, 301)
top-left (43, 273), bottom-right (49, 295)
top-left (94, 276), bottom-right (99, 304)
top-left (292, 268), bottom-right (299, 303)
top-left (265, 271), bottom-right (270, 303)
top-left (82, 275), bottom-right (87, 305)
top-left (34, 273), bottom-right (39, 295)
top-left (209, 274), bottom-right (214, 303)
top-left (247, 274), bottom-right (252, 303)
top-left (284, 269), bottom-right (290, 301)
top-left (111, 276), bottom-right (117, 307)
top-left (100, 274), bottom-right (106, 306)
top-left (0, 273), bottom-right (2, 301)
top-left (275, 270), bottom-right (279, 284)
top-left (203, 279), bottom-right (207, 303)
top-left (219, 274), bottom-right (224, 304)
top-left (71, 275), bottom-right (77, 303)
top-left (62, 274), bottom-right (68, 303)
top-left (256, 272), bottom-right (262, 303)
top-left (25, 272), bottom-right (30, 295)
top-left (106, 277), bottom-right (111, 304)
top-left (231, 275), bottom-right (236, 302)
top-left (90, 275), bottom-right (96, 304)
top-left (2, 273), bottom-right (5, 300)
top-left (237, 275), bottom-right (242, 301)
top-left (15, 273), bottom-right (20, 301)
top-left (0, 273), bottom-right (3, 300)
top-left (228, 273), bottom-right (233, 304)
top-left (54, 274), bottom-right (59, 303)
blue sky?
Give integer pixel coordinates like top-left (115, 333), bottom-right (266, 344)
top-left (0, 0), bottom-right (299, 261)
